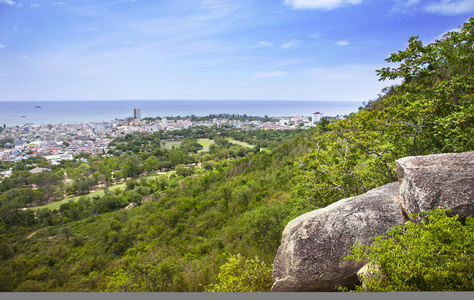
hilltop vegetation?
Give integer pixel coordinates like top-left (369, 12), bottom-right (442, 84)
top-left (0, 18), bottom-right (473, 292)
top-left (295, 18), bottom-right (474, 210)
top-left (0, 125), bottom-right (306, 292)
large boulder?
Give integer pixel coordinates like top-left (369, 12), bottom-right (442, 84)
top-left (271, 182), bottom-right (404, 292)
top-left (396, 151), bottom-right (474, 221)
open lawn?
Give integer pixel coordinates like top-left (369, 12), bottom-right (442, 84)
top-left (31, 172), bottom-right (173, 211)
top-left (197, 138), bottom-right (215, 152)
top-left (226, 138), bottom-right (253, 148)
top-left (161, 140), bottom-right (182, 150)
top-left (162, 138), bottom-right (253, 152)
top-left (31, 183), bottom-right (126, 211)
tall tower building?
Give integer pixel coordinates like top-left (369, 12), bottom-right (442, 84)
top-left (133, 108), bottom-right (141, 121)
top-left (312, 111), bottom-right (322, 124)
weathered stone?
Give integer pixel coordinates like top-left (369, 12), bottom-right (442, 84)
top-left (271, 182), bottom-right (404, 292)
top-left (396, 151), bottom-right (474, 221)
top-left (356, 262), bottom-right (381, 291)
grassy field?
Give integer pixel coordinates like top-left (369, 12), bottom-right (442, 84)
top-left (225, 138), bottom-right (253, 148)
top-left (31, 183), bottom-right (126, 211)
top-left (160, 140), bottom-right (182, 150)
top-left (197, 138), bottom-right (215, 152)
top-left (163, 138), bottom-right (253, 152)
top-left (31, 172), bottom-right (173, 211)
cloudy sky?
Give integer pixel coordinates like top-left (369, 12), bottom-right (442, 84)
top-left (0, 0), bottom-right (472, 102)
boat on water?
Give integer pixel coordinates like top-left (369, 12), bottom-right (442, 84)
top-left (34, 105), bottom-right (42, 108)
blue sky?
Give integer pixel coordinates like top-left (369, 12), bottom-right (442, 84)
top-left (0, 0), bottom-right (473, 102)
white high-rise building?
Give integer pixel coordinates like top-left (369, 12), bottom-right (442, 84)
top-left (133, 108), bottom-right (141, 120)
top-left (312, 112), bottom-right (323, 124)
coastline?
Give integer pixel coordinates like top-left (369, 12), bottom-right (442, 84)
top-left (0, 100), bottom-right (362, 127)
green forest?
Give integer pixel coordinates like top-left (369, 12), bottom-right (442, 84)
top-left (0, 18), bottom-right (473, 292)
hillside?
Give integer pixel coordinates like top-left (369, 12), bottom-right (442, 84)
top-left (0, 18), bottom-right (473, 292)
top-left (0, 128), bottom-right (309, 292)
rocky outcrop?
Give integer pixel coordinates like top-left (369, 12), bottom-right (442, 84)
top-left (356, 262), bottom-right (381, 291)
top-left (271, 182), bottom-right (404, 292)
top-left (396, 151), bottom-right (474, 221)
top-left (271, 151), bottom-right (474, 292)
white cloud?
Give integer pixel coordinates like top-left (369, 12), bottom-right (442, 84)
top-left (257, 41), bottom-right (274, 47)
top-left (0, 0), bottom-right (15, 5)
top-left (284, 0), bottom-right (363, 10)
top-left (281, 39), bottom-right (301, 48)
top-left (285, 0), bottom-right (474, 15)
top-left (254, 71), bottom-right (287, 78)
top-left (29, 3), bottom-right (40, 7)
top-left (424, 0), bottom-right (474, 15)
top-left (392, 0), bottom-right (474, 15)
top-left (22, 56), bottom-right (30, 59)
top-left (335, 40), bottom-right (350, 46)
top-left (13, 27), bottom-right (19, 31)
top-left (254, 40), bottom-right (301, 49)
top-left (391, 0), bottom-right (420, 14)
top-left (51, 2), bottom-right (66, 6)
top-left (0, 44), bottom-right (5, 48)
top-left (309, 33), bottom-right (323, 39)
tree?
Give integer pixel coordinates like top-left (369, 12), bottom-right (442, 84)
top-left (205, 254), bottom-right (273, 292)
top-left (344, 209), bottom-right (474, 292)
top-left (61, 226), bottom-right (72, 242)
top-left (168, 149), bottom-right (185, 167)
top-left (104, 269), bottom-right (144, 292)
top-left (179, 137), bottom-right (203, 154)
top-left (120, 157), bottom-right (141, 179)
top-left (295, 18), bottom-right (474, 210)
top-left (239, 203), bottom-right (292, 252)
top-left (144, 156), bottom-right (159, 174)
top-left (294, 120), bottom-right (393, 209)
top-left (376, 17), bottom-right (474, 154)
top-left (175, 164), bottom-right (194, 177)
top-left (201, 161), bottom-right (214, 171)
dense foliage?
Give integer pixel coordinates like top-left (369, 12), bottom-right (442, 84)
top-left (0, 129), bottom-right (308, 292)
top-left (204, 254), bottom-right (273, 292)
top-left (344, 209), bottom-right (474, 292)
top-left (295, 18), bottom-right (474, 210)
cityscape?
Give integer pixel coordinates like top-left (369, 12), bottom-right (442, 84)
top-left (0, 108), bottom-right (338, 166)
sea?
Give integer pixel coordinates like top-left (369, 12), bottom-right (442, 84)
top-left (0, 100), bottom-right (363, 127)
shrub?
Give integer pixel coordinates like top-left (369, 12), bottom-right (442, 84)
top-left (344, 209), bottom-right (474, 292)
top-left (205, 254), bottom-right (273, 292)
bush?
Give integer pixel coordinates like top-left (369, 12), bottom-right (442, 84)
top-left (205, 254), bottom-right (273, 292)
top-left (344, 209), bottom-right (474, 292)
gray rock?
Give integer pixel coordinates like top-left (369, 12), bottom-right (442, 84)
top-left (356, 262), bottom-right (381, 291)
top-left (396, 151), bottom-right (474, 220)
top-left (271, 182), bottom-right (404, 292)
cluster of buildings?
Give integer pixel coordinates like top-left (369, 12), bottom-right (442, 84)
top-left (1, 108), bottom-right (340, 164)
top-left (0, 122), bottom-right (115, 164)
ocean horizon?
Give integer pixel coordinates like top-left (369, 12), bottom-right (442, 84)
top-left (0, 100), bottom-right (363, 127)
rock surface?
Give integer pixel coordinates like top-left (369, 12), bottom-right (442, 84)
top-left (356, 262), bottom-right (380, 290)
top-left (271, 151), bottom-right (474, 292)
top-left (396, 151), bottom-right (474, 221)
top-left (271, 182), bottom-right (404, 292)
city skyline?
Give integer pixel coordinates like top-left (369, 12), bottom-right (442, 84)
top-left (0, 1), bottom-right (473, 102)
